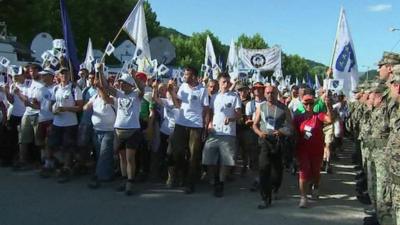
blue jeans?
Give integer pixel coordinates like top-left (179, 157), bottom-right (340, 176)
top-left (94, 130), bottom-right (114, 181)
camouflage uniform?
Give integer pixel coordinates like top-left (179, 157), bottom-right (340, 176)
top-left (369, 82), bottom-right (393, 225)
top-left (358, 82), bottom-right (375, 204)
top-left (388, 71), bottom-right (400, 225)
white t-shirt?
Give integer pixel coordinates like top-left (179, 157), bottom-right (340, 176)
top-left (89, 94), bottom-right (117, 131)
top-left (9, 82), bottom-right (27, 117)
top-left (52, 83), bottom-right (83, 127)
top-left (114, 89), bottom-right (141, 129)
top-left (245, 99), bottom-right (265, 119)
top-left (160, 98), bottom-right (179, 135)
top-left (210, 91), bottom-right (241, 136)
top-left (38, 84), bottom-right (55, 122)
top-left (175, 83), bottom-right (209, 128)
top-left (24, 79), bottom-right (43, 116)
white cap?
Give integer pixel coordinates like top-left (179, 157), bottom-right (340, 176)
top-left (118, 73), bottom-right (135, 87)
top-left (38, 68), bottom-right (55, 76)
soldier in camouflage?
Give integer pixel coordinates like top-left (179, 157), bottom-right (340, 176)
top-left (369, 81), bottom-right (394, 225)
top-left (387, 68), bottom-right (400, 225)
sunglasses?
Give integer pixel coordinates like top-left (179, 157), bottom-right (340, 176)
top-left (303, 102), bottom-right (314, 106)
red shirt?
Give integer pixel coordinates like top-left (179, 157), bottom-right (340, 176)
top-left (293, 113), bottom-right (327, 155)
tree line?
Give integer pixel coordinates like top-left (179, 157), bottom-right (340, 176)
top-left (0, 0), bottom-right (327, 80)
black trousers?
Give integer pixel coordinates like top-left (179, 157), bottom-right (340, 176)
top-left (258, 138), bottom-right (284, 202)
top-left (1, 115), bottom-right (22, 163)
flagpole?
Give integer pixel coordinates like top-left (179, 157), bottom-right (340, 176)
top-left (100, 26), bottom-right (124, 63)
top-left (329, 7), bottom-right (343, 79)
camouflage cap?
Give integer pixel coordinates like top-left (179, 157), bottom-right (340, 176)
top-left (235, 82), bottom-right (249, 91)
top-left (362, 81), bottom-right (373, 93)
top-left (370, 81), bottom-right (387, 93)
top-left (377, 51), bottom-right (400, 66)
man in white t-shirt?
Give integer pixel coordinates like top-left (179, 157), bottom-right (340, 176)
top-left (17, 63), bottom-right (43, 169)
top-left (245, 81), bottom-right (266, 191)
top-left (169, 67), bottom-right (210, 194)
top-left (202, 73), bottom-right (241, 197)
top-left (48, 68), bottom-right (83, 183)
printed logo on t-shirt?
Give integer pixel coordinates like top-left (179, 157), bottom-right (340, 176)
top-left (119, 98), bottom-right (132, 116)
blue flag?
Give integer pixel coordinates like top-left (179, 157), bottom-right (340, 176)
top-left (60, 0), bottom-right (79, 79)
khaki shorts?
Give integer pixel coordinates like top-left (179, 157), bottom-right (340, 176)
top-left (19, 114), bottom-right (40, 145)
top-left (323, 124), bottom-right (334, 145)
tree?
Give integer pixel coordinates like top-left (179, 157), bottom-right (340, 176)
top-left (282, 54), bottom-right (310, 80)
top-left (0, 0), bottom-right (161, 60)
top-left (236, 33), bottom-right (268, 49)
top-left (169, 30), bottom-right (228, 71)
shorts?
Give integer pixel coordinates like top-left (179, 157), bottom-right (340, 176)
top-left (47, 125), bottom-right (78, 150)
top-left (114, 128), bottom-right (142, 150)
top-left (323, 124), bottom-right (334, 145)
top-left (19, 114), bottom-right (39, 144)
top-left (296, 151), bottom-right (323, 181)
top-left (77, 124), bottom-right (94, 147)
top-left (202, 134), bottom-right (237, 166)
top-left (36, 120), bottom-right (52, 146)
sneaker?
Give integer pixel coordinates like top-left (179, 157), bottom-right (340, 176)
top-left (250, 181), bottom-right (259, 192)
top-left (88, 177), bottom-right (101, 189)
top-left (57, 168), bottom-right (71, 183)
top-left (311, 187), bottom-right (319, 200)
top-left (125, 181), bottom-right (135, 196)
top-left (39, 167), bottom-right (54, 178)
top-left (184, 184), bottom-right (195, 194)
top-left (325, 163), bottom-right (333, 174)
top-left (115, 182), bottom-right (126, 192)
top-left (299, 197), bottom-right (308, 208)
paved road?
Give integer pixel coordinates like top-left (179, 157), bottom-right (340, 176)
top-left (0, 139), bottom-right (365, 225)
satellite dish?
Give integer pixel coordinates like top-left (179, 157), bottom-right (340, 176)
top-left (30, 32), bottom-right (53, 62)
top-left (113, 40), bottom-right (136, 63)
top-left (149, 37), bottom-right (176, 65)
top-left (92, 49), bottom-right (104, 61)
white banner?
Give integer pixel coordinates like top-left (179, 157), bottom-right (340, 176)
top-left (238, 46), bottom-right (282, 72)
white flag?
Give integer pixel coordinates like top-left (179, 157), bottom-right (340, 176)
top-left (227, 38), bottom-right (238, 80)
top-left (0, 56), bottom-right (10, 67)
top-left (204, 35), bottom-right (217, 78)
top-left (122, 0), bottom-right (151, 61)
top-left (314, 74), bottom-right (321, 89)
top-left (105, 42), bottom-right (115, 56)
top-left (332, 7), bottom-right (358, 97)
top-left (84, 38), bottom-right (94, 71)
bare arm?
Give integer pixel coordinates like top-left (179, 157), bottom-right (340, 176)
top-left (252, 106), bottom-right (267, 138)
